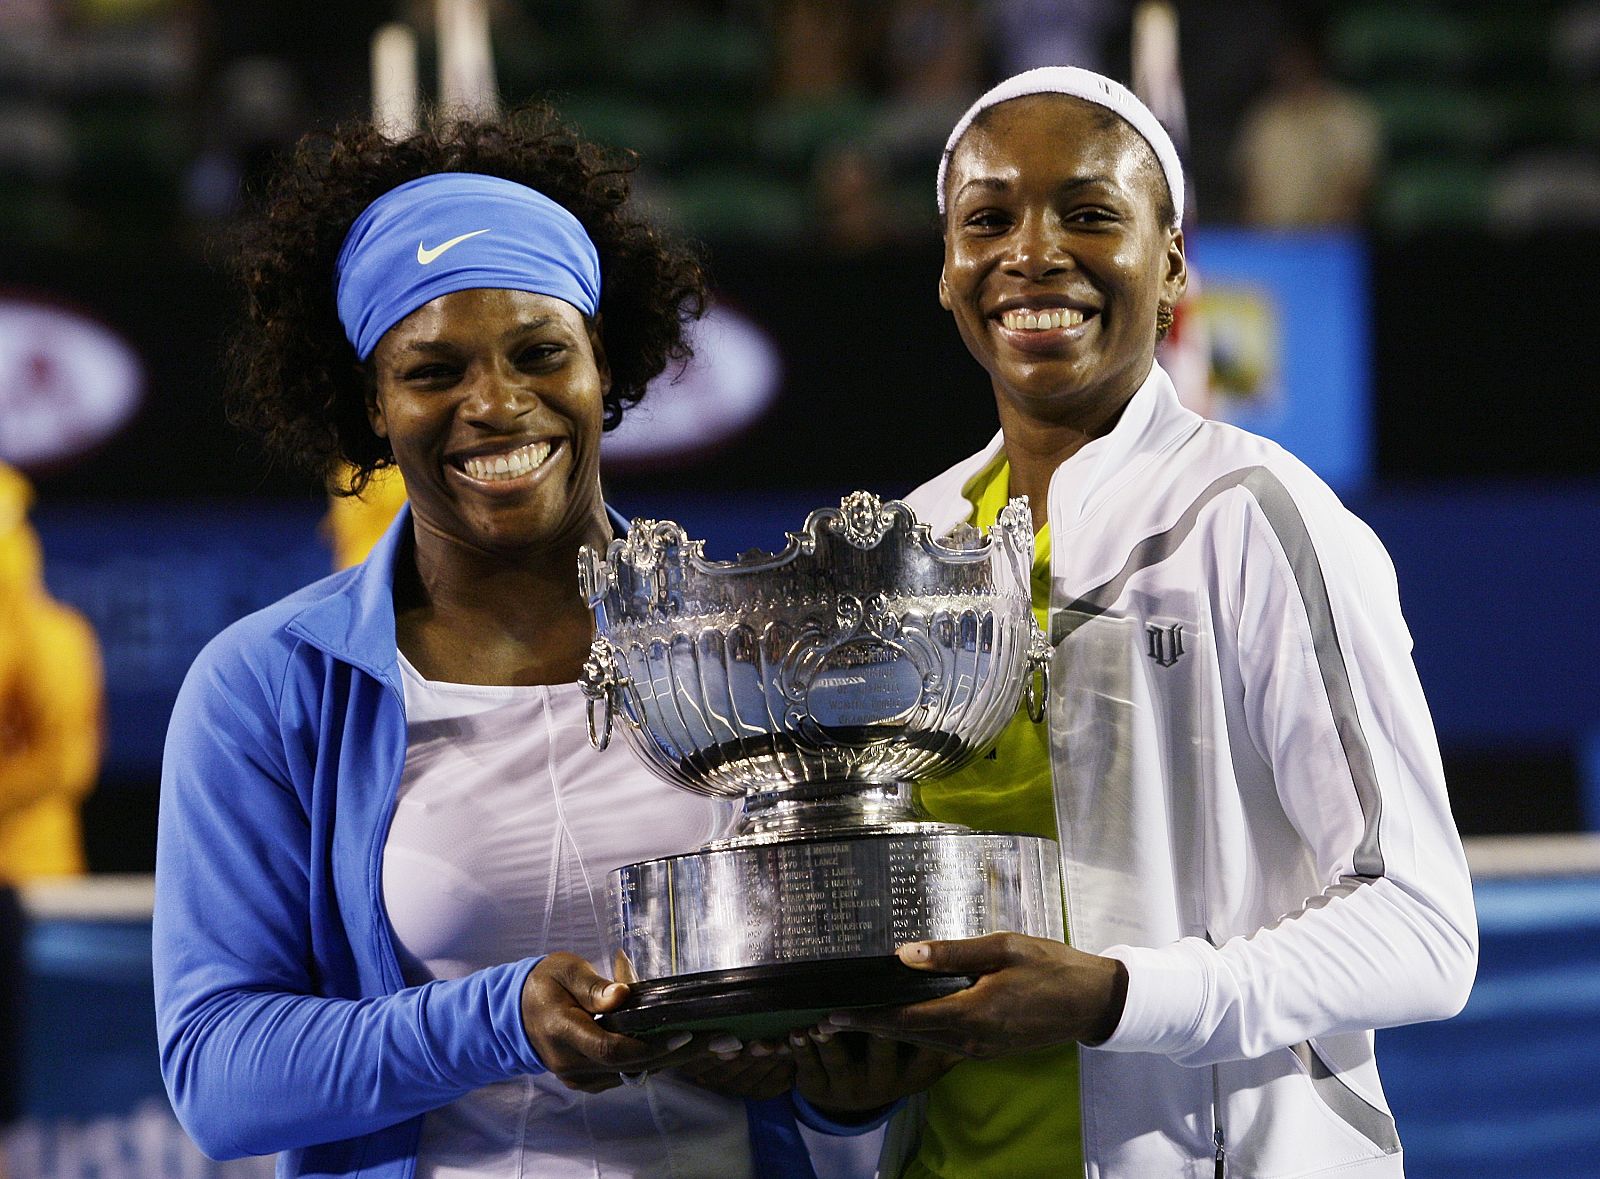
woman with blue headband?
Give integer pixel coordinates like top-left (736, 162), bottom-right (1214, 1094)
top-left (815, 67), bottom-right (1477, 1178)
top-left (152, 107), bottom-right (906, 1179)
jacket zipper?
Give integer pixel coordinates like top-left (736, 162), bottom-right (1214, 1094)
top-left (1034, 630), bottom-right (1091, 1179)
top-left (1211, 1062), bottom-right (1227, 1178)
top-left (1203, 929), bottom-right (1226, 1178)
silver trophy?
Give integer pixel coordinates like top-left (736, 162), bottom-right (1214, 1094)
top-left (578, 491), bottom-right (1063, 1038)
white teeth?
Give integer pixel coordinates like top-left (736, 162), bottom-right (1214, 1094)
top-left (999, 307), bottom-right (1085, 331)
top-left (460, 440), bottom-right (553, 482)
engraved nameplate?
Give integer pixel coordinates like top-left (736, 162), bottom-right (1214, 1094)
top-left (807, 641), bottom-right (924, 730)
top-left (611, 832), bottom-right (1063, 978)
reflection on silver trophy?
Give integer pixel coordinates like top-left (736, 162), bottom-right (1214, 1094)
top-left (578, 491), bottom-right (1064, 1037)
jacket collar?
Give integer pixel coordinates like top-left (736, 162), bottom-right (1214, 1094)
top-left (1046, 361), bottom-right (1201, 531)
top-left (285, 501), bottom-right (634, 690)
top-left (907, 432), bottom-right (1008, 538)
top-left (908, 362), bottom-right (1201, 536)
top-left (286, 503), bottom-right (412, 693)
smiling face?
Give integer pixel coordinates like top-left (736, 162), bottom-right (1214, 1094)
top-left (939, 94), bottom-right (1186, 434)
top-left (366, 287), bottom-right (610, 564)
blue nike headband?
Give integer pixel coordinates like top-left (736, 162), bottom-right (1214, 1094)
top-left (334, 173), bottom-right (602, 360)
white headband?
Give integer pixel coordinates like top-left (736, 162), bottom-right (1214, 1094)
top-left (937, 66), bottom-right (1185, 227)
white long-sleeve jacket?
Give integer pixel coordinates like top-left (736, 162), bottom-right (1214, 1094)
top-left (893, 364), bottom-right (1477, 1178)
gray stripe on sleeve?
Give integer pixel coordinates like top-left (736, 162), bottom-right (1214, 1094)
top-left (1241, 469), bottom-right (1385, 881)
top-left (1058, 465), bottom-right (1386, 880)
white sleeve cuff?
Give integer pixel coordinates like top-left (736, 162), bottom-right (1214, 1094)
top-left (1097, 940), bottom-right (1215, 1056)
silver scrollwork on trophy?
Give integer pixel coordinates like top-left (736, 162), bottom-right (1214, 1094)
top-left (578, 491), bottom-right (1063, 1038)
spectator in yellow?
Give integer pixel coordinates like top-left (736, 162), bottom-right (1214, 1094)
top-left (0, 462), bottom-right (103, 881)
top-left (324, 465), bottom-right (408, 570)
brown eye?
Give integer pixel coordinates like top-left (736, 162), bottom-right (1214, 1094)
top-left (962, 210), bottom-right (1010, 232)
top-left (517, 344), bottom-right (564, 366)
top-left (402, 363), bottom-right (458, 382)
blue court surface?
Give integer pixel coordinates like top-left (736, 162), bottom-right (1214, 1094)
top-left (10, 871), bottom-right (1600, 1178)
top-left (1379, 874), bottom-right (1600, 1178)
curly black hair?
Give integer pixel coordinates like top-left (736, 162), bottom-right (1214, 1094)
top-left (225, 104), bottom-right (707, 494)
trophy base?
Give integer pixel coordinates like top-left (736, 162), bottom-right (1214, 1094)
top-left (599, 955), bottom-right (976, 1041)
top-left (605, 827), bottom-right (1064, 1041)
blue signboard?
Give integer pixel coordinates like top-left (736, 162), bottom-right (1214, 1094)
top-left (1189, 228), bottom-right (1372, 493)
top-left (35, 501), bottom-right (329, 779)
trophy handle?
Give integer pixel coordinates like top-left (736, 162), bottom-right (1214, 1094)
top-left (580, 637), bottom-right (630, 751)
top-left (1023, 624), bottom-right (1051, 724)
top-left (586, 694), bottom-right (615, 750)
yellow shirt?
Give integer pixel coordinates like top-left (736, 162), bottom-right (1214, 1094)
top-left (904, 457), bottom-right (1083, 1179)
top-left (0, 492), bottom-right (102, 881)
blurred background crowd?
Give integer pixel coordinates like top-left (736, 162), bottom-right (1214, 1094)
top-left (1, 1), bottom-right (1598, 1177)
top-left (4, 0), bottom-right (1600, 250)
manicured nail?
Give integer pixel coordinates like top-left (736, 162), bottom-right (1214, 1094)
top-left (665, 1031), bottom-right (693, 1051)
top-left (899, 942), bottom-right (931, 963)
top-left (707, 1033), bottom-right (742, 1054)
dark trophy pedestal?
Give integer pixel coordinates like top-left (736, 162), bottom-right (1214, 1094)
top-left (602, 957), bottom-right (974, 1041)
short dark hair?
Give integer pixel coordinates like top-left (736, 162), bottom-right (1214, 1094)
top-left (225, 104), bottom-right (707, 494)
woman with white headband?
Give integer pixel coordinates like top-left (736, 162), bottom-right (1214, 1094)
top-left (829, 67), bottom-right (1478, 1178)
top-left (151, 107), bottom-right (913, 1179)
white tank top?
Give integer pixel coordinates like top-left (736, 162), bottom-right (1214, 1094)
top-left (383, 653), bottom-right (752, 1179)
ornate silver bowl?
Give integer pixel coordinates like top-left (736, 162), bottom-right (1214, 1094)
top-left (578, 491), bottom-right (1062, 1037)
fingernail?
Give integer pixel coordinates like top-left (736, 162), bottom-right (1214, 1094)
top-left (713, 1050), bottom-right (739, 1062)
top-left (789, 1033), bottom-right (806, 1047)
top-left (749, 1042), bottom-right (772, 1057)
top-left (603, 982), bottom-right (626, 1000)
top-left (810, 1030), bottom-right (833, 1043)
top-left (707, 1034), bottom-right (742, 1054)
top-left (664, 1031), bottom-right (693, 1051)
top-left (826, 1011), bottom-right (857, 1028)
top-left (899, 942), bottom-right (931, 963)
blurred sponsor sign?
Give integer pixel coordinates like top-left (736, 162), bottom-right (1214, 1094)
top-left (34, 502), bottom-right (328, 779)
top-left (602, 301), bottom-right (781, 473)
top-left (0, 297), bottom-right (143, 472)
top-left (1190, 229), bottom-right (1372, 492)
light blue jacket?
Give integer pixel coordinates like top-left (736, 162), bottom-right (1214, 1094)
top-left (153, 507), bottom-right (821, 1178)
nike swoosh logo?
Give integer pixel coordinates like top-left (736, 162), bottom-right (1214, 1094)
top-left (416, 229), bottom-right (491, 264)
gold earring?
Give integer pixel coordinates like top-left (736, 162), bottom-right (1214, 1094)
top-left (1155, 302), bottom-right (1175, 339)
